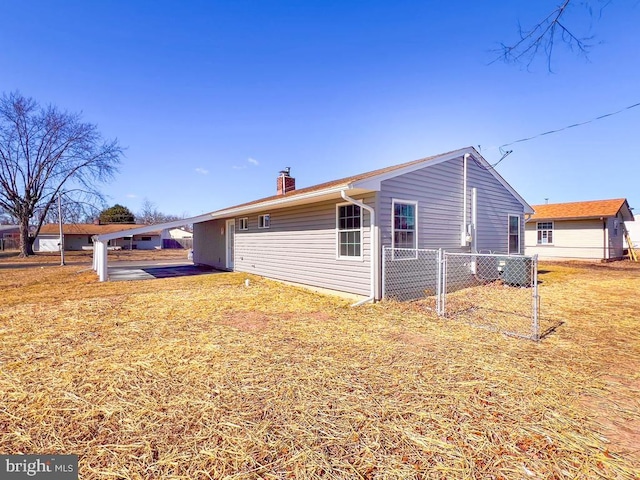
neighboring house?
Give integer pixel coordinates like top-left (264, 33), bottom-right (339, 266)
top-left (93, 146), bottom-right (533, 300)
top-left (36, 224), bottom-right (162, 251)
top-left (161, 227), bottom-right (193, 249)
top-left (0, 225), bottom-right (20, 250)
top-left (623, 220), bottom-right (640, 249)
top-left (524, 198), bottom-right (635, 261)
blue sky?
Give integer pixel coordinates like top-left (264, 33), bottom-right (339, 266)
top-left (1, 1), bottom-right (638, 217)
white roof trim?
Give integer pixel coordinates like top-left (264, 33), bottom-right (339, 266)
top-left (94, 213), bottom-right (216, 242)
top-left (95, 147), bottom-right (533, 242)
top-left (355, 147), bottom-right (533, 214)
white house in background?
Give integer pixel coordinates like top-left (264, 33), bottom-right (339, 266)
top-left (624, 220), bottom-right (640, 249)
top-left (92, 146), bottom-right (534, 301)
top-left (36, 223), bottom-right (162, 251)
top-left (161, 227), bottom-right (193, 249)
top-left (524, 198), bottom-right (635, 261)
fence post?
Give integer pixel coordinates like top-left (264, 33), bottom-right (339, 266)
top-left (441, 250), bottom-right (447, 316)
top-left (436, 248), bottom-right (442, 315)
top-left (532, 254), bottom-right (539, 341)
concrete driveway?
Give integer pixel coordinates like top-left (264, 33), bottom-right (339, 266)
top-left (108, 260), bottom-right (221, 281)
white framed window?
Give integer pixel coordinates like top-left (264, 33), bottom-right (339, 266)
top-left (258, 214), bottom-right (270, 229)
top-left (613, 219), bottom-right (619, 236)
top-left (537, 221), bottom-right (553, 245)
top-left (508, 215), bottom-right (520, 254)
top-left (239, 218), bottom-right (249, 230)
top-left (392, 200), bottom-right (417, 259)
top-left (336, 202), bottom-right (362, 259)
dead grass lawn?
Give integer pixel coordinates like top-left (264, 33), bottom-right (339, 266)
top-left (0, 260), bottom-right (639, 479)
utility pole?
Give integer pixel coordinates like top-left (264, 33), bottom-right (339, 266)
top-left (58, 193), bottom-right (65, 266)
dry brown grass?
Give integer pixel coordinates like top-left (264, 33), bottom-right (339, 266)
top-left (0, 259), bottom-right (639, 479)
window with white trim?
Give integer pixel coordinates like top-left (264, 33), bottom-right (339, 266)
top-left (258, 214), bottom-right (270, 229)
top-left (537, 222), bottom-right (553, 244)
top-left (508, 215), bottom-right (520, 254)
top-left (239, 218), bottom-right (248, 230)
top-left (336, 203), bottom-right (362, 258)
top-left (392, 200), bottom-right (417, 250)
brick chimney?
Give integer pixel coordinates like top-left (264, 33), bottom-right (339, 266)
top-left (277, 167), bottom-right (295, 195)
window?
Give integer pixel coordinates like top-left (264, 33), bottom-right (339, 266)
top-left (508, 215), bottom-right (520, 254)
top-left (239, 218), bottom-right (249, 230)
top-left (537, 222), bottom-right (553, 245)
top-left (258, 214), bottom-right (270, 229)
top-left (141, 236), bottom-right (152, 241)
top-left (613, 219), bottom-right (619, 236)
top-left (392, 200), bottom-right (417, 249)
top-left (337, 203), bottom-right (362, 258)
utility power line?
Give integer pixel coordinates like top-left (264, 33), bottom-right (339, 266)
top-left (489, 100), bottom-right (640, 168)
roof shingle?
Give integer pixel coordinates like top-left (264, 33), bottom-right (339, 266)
top-left (529, 198), bottom-right (631, 221)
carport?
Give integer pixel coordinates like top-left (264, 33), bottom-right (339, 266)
top-left (92, 213), bottom-right (216, 281)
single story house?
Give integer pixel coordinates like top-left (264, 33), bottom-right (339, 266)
top-left (524, 198), bottom-right (635, 261)
top-left (161, 227), bottom-right (193, 249)
top-left (93, 146), bottom-right (533, 302)
top-left (36, 223), bottom-right (162, 251)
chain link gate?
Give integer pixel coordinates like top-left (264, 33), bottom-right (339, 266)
top-left (442, 252), bottom-right (539, 340)
top-left (382, 247), bottom-right (541, 341)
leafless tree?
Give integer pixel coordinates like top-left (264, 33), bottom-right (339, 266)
top-left (137, 199), bottom-right (188, 226)
top-left (494, 0), bottom-right (611, 71)
top-left (0, 92), bottom-right (122, 256)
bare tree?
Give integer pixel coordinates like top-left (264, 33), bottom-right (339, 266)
top-left (0, 92), bottom-right (122, 256)
top-left (137, 199), bottom-right (186, 225)
top-left (494, 0), bottom-right (610, 71)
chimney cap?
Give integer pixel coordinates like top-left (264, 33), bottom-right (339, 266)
top-left (279, 167), bottom-right (291, 176)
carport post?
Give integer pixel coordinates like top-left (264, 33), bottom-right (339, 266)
top-left (97, 240), bottom-right (108, 282)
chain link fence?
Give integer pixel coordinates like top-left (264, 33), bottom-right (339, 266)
top-left (382, 247), bottom-right (542, 341)
top-left (442, 252), bottom-right (539, 340)
top-left (382, 248), bottom-right (440, 306)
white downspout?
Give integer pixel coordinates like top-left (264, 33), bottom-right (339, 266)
top-left (341, 190), bottom-right (376, 306)
top-left (461, 153), bottom-right (471, 247)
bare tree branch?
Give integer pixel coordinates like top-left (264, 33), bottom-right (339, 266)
top-left (0, 91), bottom-right (122, 256)
top-left (492, 0), bottom-right (607, 71)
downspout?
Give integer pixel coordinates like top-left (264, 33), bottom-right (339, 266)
top-left (461, 153), bottom-right (471, 247)
top-left (341, 190), bottom-right (376, 306)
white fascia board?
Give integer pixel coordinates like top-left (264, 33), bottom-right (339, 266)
top-left (203, 185), bottom-right (356, 219)
top-left (352, 148), bottom-right (471, 191)
top-left (473, 156), bottom-right (535, 215)
top-left (94, 185), bottom-right (362, 242)
top-left (353, 146), bottom-right (534, 215)
top-left (94, 213), bottom-right (217, 242)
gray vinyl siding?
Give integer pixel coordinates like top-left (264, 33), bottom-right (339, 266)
top-left (379, 156), bottom-right (524, 254)
top-left (193, 219), bottom-right (227, 270)
top-left (232, 196), bottom-right (374, 296)
top-left (467, 158), bottom-right (525, 254)
top-left (380, 160), bottom-right (463, 251)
